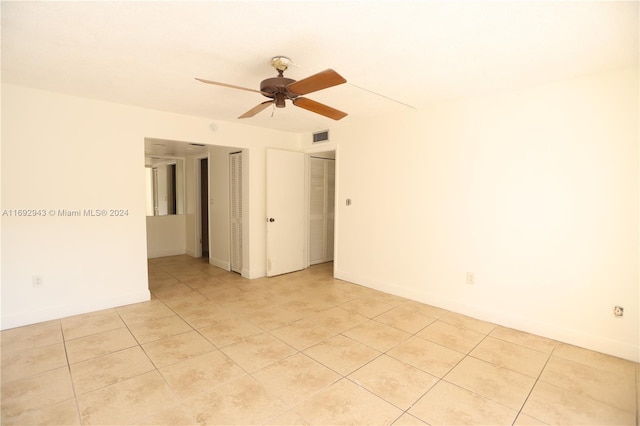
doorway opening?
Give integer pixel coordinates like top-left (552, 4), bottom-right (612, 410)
top-left (144, 139), bottom-right (246, 274)
top-left (309, 151), bottom-right (336, 266)
top-left (199, 157), bottom-right (209, 258)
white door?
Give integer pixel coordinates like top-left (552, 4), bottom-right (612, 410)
top-left (266, 149), bottom-right (305, 277)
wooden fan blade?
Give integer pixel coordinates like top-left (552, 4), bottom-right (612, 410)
top-left (287, 69), bottom-right (346, 95)
top-left (195, 78), bottom-right (262, 94)
top-left (238, 101), bottom-right (273, 119)
top-left (292, 97), bottom-right (347, 120)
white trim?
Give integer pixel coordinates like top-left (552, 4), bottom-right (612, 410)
top-left (194, 154), bottom-right (209, 259)
top-left (147, 248), bottom-right (187, 259)
top-left (209, 256), bottom-right (230, 271)
top-left (334, 269), bottom-right (639, 362)
top-left (1, 289), bottom-right (151, 331)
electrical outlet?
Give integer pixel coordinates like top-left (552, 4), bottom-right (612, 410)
top-left (613, 306), bottom-right (624, 317)
top-left (32, 276), bottom-right (43, 288)
top-left (466, 272), bottom-right (475, 285)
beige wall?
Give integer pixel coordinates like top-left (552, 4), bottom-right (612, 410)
top-left (3, 66), bottom-right (637, 362)
top-left (318, 67), bottom-right (638, 361)
top-left (1, 84), bottom-right (299, 328)
top-left (146, 215), bottom-right (187, 258)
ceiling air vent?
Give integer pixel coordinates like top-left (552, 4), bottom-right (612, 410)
top-left (312, 130), bottom-right (329, 143)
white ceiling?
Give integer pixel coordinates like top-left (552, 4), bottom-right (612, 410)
top-left (2, 1), bottom-right (638, 133)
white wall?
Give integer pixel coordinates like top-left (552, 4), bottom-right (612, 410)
top-left (4, 68), bottom-right (636, 362)
top-left (323, 67), bottom-right (639, 361)
top-left (146, 215), bottom-right (187, 258)
top-left (144, 167), bottom-right (155, 216)
top-left (1, 84), bottom-right (299, 329)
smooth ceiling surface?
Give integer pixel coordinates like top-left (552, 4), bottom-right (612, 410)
top-left (2, 1), bottom-right (637, 133)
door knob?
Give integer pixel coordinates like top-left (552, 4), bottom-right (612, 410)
top-left (269, 218), bottom-right (275, 222)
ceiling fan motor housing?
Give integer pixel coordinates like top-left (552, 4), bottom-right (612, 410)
top-left (260, 76), bottom-right (298, 107)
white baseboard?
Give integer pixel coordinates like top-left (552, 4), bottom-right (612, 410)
top-left (241, 267), bottom-right (252, 278)
top-left (335, 269), bottom-right (639, 363)
top-left (1, 289), bottom-right (151, 331)
top-left (147, 249), bottom-right (187, 259)
top-left (209, 256), bottom-right (230, 271)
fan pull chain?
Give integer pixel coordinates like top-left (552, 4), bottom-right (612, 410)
top-left (290, 61), bottom-right (416, 110)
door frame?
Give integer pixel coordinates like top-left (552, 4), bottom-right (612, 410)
top-left (303, 147), bottom-right (338, 274)
top-left (194, 154), bottom-right (209, 259)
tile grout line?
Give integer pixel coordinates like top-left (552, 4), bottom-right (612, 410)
top-left (344, 312), bottom-right (492, 423)
top-left (508, 341), bottom-right (557, 425)
top-left (420, 326), bottom-right (495, 422)
top-left (145, 261), bottom-right (316, 423)
top-left (59, 320), bottom-right (84, 426)
top-left (140, 260), bottom-right (236, 422)
top-left (124, 263), bottom-right (208, 424)
top-left (33, 256), bottom-right (634, 425)
top-left (385, 316), bottom-right (447, 424)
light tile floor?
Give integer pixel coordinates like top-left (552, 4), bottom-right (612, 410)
top-left (1, 255), bottom-right (638, 425)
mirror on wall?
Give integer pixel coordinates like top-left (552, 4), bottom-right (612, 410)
top-left (145, 157), bottom-right (185, 216)
top-left (144, 137), bottom-right (209, 217)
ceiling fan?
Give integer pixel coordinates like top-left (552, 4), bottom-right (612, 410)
top-left (196, 56), bottom-right (348, 120)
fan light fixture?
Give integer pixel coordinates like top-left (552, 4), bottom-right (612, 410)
top-left (271, 56), bottom-right (291, 72)
top-left (274, 93), bottom-right (286, 108)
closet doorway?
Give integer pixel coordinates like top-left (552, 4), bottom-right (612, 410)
top-left (309, 153), bottom-right (335, 265)
top-left (199, 157), bottom-right (209, 258)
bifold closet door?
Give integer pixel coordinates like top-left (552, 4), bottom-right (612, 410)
top-left (309, 157), bottom-right (335, 265)
top-left (230, 152), bottom-right (243, 274)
